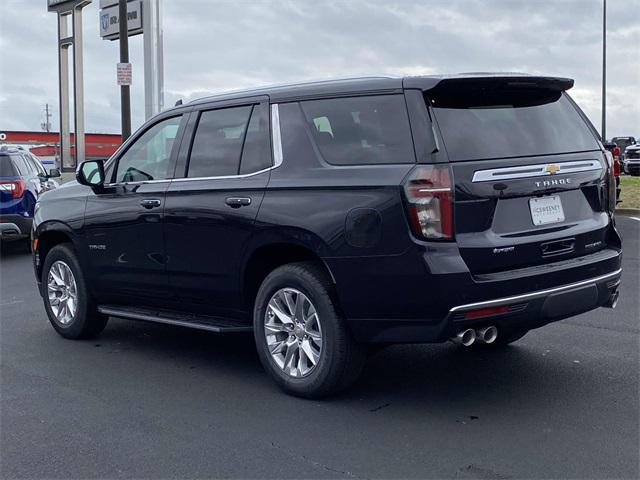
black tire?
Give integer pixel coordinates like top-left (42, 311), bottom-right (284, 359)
top-left (253, 261), bottom-right (366, 398)
top-left (41, 243), bottom-right (108, 339)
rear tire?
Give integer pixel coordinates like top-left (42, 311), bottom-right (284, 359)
top-left (253, 261), bottom-right (366, 398)
top-left (42, 243), bottom-right (108, 339)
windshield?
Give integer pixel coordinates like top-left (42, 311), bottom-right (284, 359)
top-left (429, 89), bottom-right (600, 161)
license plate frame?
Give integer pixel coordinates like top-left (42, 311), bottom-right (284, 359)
top-left (529, 195), bottom-right (565, 226)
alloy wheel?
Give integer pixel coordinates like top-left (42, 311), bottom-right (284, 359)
top-left (47, 260), bottom-right (78, 325)
top-left (264, 288), bottom-right (323, 378)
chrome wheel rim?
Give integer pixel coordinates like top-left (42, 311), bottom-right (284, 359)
top-left (47, 260), bottom-right (78, 325)
top-left (264, 288), bottom-right (323, 378)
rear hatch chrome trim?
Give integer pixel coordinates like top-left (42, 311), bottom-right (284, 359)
top-left (472, 159), bottom-right (602, 183)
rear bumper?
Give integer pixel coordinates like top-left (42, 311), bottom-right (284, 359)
top-left (328, 241), bottom-right (622, 343)
top-left (0, 215), bottom-right (32, 238)
top-left (346, 266), bottom-right (621, 343)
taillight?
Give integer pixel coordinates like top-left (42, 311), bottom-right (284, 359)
top-left (0, 180), bottom-right (26, 199)
top-left (403, 164), bottom-right (454, 240)
top-left (604, 151), bottom-right (616, 213)
top-left (613, 159), bottom-right (621, 177)
top-left (612, 146), bottom-right (621, 160)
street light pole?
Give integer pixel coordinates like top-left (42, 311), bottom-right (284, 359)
top-left (601, 0), bottom-right (606, 141)
top-left (119, 0), bottom-right (131, 141)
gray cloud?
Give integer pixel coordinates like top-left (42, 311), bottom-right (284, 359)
top-left (0, 0), bottom-right (638, 137)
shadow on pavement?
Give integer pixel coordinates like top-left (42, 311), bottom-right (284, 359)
top-left (0, 239), bottom-right (31, 258)
top-left (92, 317), bottom-right (558, 406)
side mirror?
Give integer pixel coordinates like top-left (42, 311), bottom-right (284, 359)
top-left (76, 160), bottom-right (105, 188)
top-left (48, 168), bottom-right (61, 178)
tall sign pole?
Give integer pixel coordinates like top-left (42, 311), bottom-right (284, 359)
top-left (48, 0), bottom-right (91, 172)
top-left (99, 0), bottom-right (164, 127)
top-left (601, 0), bottom-right (607, 141)
top-left (119, 0), bottom-right (132, 141)
top-left (143, 0), bottom-right (164, 119)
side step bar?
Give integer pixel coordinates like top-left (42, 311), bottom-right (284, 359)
top-left (98, 305), bottom-right (253, 333)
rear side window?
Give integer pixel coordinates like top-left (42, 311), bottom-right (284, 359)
top-left (300, 95), bottom-right (416, 165)
top-left (0, 156), bottom-right (17, 176)
top-left (429, 89), bottom-right (599, 161)
top-left (187, 106), bottom-right (252, 178)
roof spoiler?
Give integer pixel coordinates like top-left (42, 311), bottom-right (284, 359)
top-left (404, 75), bottom-right (574, 92)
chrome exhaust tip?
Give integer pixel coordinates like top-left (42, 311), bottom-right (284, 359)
top-left (477, 326), bottom-right (498, 344)
top-left (451, 328), bottom-right (476, 347)
top-left (604, 290), bottom-right (619, 309)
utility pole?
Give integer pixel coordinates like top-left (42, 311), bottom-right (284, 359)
top-left (119, 0), bottom-right (132, 141)
top-left (42, 103), bottom-right (52, 132)
top-left (601, 0), bottom-right (607, 141)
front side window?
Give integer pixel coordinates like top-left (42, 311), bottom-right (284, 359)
top-left (187, 106), bottom-right (252, 178)
top-left (300, 95), bottom-right (416, 165)
top-left (115, 116), bottom-right (182, 183)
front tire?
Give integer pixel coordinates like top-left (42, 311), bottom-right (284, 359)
top-left (253, 262), bottom-right (365, 398)
top-left (42, 243), bottom-right (108, 339)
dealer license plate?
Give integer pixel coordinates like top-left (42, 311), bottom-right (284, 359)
top-left (529, 195), bottom-right (565, 226)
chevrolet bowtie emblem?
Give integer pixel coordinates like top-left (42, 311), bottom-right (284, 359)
top-left (545, 164), bottom-right (561, 174)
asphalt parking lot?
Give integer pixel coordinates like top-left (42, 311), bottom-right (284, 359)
top-left (1, 217), bottom-right (638, 479)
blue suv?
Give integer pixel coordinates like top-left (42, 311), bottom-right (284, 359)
top-left (0, 148), bottom-right (60, 245)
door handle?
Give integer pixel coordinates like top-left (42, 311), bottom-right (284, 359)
top-left (225, 197), bottom-right (252, 208)
top-left (140, 199), bottom-right (162, 209)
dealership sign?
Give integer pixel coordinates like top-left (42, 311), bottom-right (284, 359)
top-left (99, 0), bottom-right (143, 40)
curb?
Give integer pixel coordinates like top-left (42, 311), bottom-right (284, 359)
top-left (615, 208), bottom-right (640, 216)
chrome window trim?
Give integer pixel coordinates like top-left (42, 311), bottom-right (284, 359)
top-left (106, 104), bottom-right (284, 185)
top-left (472, 160), bottom-right (603, 183)
top-left (271, 103), bottom-right (283, 168)
top-left (449, 267), bottom-right (621, 314)
top-left (104, 179), bottom-right (172, 187)
top-left (171, 166), bottom-right (274, 183)
top-left (170, 103), bottom-right (283, 183)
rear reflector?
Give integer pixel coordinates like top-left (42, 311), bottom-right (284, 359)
top-left (464, 305), bottom-right (510, 319)
top-left (403, 165), bottom-right (454, 240)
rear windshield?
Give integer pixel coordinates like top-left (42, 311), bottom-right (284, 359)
top-left (300, 95), bottom-right (416, 165)
top-left (429, 89), bottom-right (599, 161)
top-left (0, 156), bottom-right (17, 176)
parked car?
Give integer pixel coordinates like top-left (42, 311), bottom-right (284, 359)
top-left (603, 141), bottom-right (622, 200)
top-left (611, 136), bottom-right (636, 160)
top-left (622, 140), bottom-right (640, 176)
top-left (1, 147), bottom-right (60, 247)
top-left (32, 75), bottom-right (622, 397)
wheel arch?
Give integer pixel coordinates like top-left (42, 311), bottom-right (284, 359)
top-left (242, 241), bottom-right (336, 313)
top-left (34, 222), bottom-right (78, 283)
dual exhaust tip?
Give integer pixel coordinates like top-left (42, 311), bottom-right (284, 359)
top-left (452, 326), bottom-right (498, 346)
top-left (604, 289), bottom-right (619, 309)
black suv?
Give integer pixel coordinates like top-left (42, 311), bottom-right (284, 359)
top-left (33, 75), bottom-right (622, 397)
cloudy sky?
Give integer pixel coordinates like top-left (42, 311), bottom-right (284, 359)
top-left (1, 0), bottom-right (638, 138)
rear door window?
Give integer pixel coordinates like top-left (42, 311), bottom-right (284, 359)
top-left (12, 154), bottom-right (31, 175)
top-left (300, 95), bottom-right (416, 165)
top-left (429, 89), bottom-right (599, 161)
top-left (239, 103), bottom-right (272, 175)
top-left (187, 106), bottom-right (252, 178)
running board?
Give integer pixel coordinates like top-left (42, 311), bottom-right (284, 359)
top-left (98, 305), bottom-right (253, 333)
